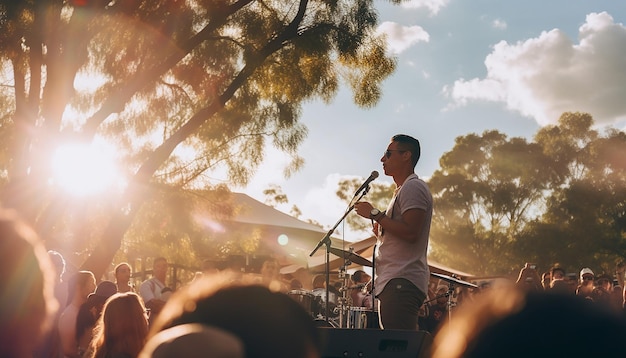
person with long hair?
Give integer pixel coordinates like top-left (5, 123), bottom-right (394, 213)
top-left (86, 292), bottom-right (149, 358)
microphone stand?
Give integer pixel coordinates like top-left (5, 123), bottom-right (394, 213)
top-left (369, 243), bottom-right (377, 329)
top-left (421, 283), bottom-right (456, 322)
top-left (371, 244), bottom-right (377, 313)
top-left (310, 185), bottom-right (371, 323)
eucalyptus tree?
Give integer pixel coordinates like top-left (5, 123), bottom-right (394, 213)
top-left (520, 112), bottom-right (626, 273)
top-left (428, 112), bottom-right (626, 276)
top-left (0, 0), bottom-right (398, 277)
top-left (335, 178), bottom-right (394, 233)
top-left (428, 130), bottom-right (554, 275)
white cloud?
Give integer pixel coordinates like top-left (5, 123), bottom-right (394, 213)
top-left (443, 12), bottom-right (626, 126)
top-left (442, 78), bottom-right (506, 109)
top-left (376, 22), bottom-right (430, 55)
top-left (492, 19), bottom-right (507, 30)
top-left (401, 0), bottom-right (450, 16)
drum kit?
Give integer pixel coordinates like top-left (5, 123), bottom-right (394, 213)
top-left (427, 272), bottom-right (478, 321)
top-left (288, 246), bottom-right (378, 329)
top-left (289, 179), bottom-right (479, 328)
top-left (289, 252), bottom-right (479, 328)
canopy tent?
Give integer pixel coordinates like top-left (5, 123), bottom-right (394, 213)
top-left (350, 237), bottom-right (474, 278)
top-left (281, 236), bottom-right (475, 280)
top-left (226, 193), bottom-right (474, 283)
top-left (223, 193), bottom-right (347, 269)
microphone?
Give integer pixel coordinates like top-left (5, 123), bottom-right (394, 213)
top-left (353, 171), bottom-right (379, 197)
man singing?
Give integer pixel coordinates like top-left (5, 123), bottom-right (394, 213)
top-left (354, 134), bottom-right (432, 330)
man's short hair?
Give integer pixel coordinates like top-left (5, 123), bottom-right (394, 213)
top-left (115, 262), bottom-right (131, 275)
top-left (351, 270), bottom-right (367, 283)
top-left (312, 274), bottom-right (325, 288)
top-left (153, 257), bottom-right (167, 267)
top-left (67, 271), bottom-right (95, 301)
top-left (391, 134), bottom-right (421, 168)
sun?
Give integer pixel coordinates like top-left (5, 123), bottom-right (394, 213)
top-left (51, 139), bottom-right (126, 197)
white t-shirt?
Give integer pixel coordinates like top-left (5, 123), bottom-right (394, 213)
top-left (374, 173), bottom-right (432, 297)
top-left (139, 277), bottom-right (166, 303)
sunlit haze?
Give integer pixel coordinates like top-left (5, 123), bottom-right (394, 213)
top-left (51, 140), bottom-right (126, 197)
top-left (239, 2), bottom-right (626, 244)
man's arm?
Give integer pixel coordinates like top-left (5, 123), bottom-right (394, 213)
top-left (376, 208), bottom-right (426, 244)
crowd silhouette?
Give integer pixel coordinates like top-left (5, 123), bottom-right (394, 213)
top-left (2, 205), bottom-right (626, 358)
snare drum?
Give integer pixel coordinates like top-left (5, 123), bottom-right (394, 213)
top-left (311, 288), bottom-right (338, 317)
top-left (347, 307), bottom-right (380, 329)
top-left (288, 290), bottom-right (314, 316)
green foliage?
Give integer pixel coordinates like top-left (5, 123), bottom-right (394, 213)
top-left (335, 177), bottom-right (395, 232)
top-left (429, 112), bottom-right (626, 276)
top-left (262, 184), bottom-right (289, 207)
top-left (0, 0), bottom-right (399, 277)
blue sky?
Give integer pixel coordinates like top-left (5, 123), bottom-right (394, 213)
top-left (237, 0), bottom-right (626, 242)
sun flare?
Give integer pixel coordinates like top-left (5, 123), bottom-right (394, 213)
top-left (51, 140), bottom-right (125, 197)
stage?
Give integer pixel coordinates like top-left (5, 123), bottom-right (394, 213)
top-left (317, 327), bottom-right (433, 358)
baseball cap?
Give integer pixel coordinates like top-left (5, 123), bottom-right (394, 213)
top-left (88, 280), bottom-right (118, 300)
top-left (580, 268), bottom-right (594, 280)
top-left (140, 323), bottom-right (244, 358)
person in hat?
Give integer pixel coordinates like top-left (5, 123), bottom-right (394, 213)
top-left (576, 267), bottom-right (595, 299)
top-left (76, 281), bottom-right (117, 357)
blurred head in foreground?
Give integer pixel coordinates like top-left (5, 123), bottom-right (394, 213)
top-left (140, 323), bottom-right (244, 358)
top-left (0, 208), bottom-right (57, 358)
top-left (431, 287), bottom-right (626, 358)
top-left (143, 273), bottom-right (321, 358)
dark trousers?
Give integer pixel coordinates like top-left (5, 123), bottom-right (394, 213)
top-left (377, 278), bottom-right (426, 330)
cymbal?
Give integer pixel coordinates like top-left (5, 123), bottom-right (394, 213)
top-left (431, 272), bottom-right (478, 288)
top-left (328, 247), bottom-right (372, 267)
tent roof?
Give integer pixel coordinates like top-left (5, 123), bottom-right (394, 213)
top-left (230, 192), bottom-right (329, 234)
top-left (226, 193), bottom-right (346, 266)
top-left (226, 193), bottom-right (473, 280)
top-left (280, 235), bottom-right (475, 279)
